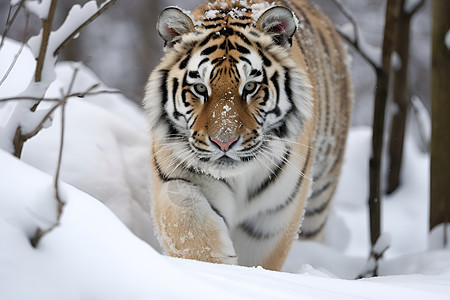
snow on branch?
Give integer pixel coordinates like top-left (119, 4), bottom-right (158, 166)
top-left (404, 0), bottom-right (426, 16)
top-left (357, 233), bottom-right (391, 278)
top-left (53, 0), bottom-right (117, 57)
top-left (32, 0), bottom-right (58, 83)
top-left (27, 0), bottom-right (117, 86)
top-left (0, 0), bottom-right (116, 158)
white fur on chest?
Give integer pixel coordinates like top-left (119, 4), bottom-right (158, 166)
top-left (193, 143), bottom-right (305, 230)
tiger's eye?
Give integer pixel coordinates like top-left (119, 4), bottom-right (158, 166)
top-left (194, 83), bottom-right (207, 95)
top-left (244, 81), bottom-right (257, 93)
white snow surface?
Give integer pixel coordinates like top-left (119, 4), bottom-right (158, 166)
top-left (1, 38), bottom-right (450, 299)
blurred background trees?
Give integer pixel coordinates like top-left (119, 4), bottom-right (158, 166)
top-left (430, 0), bottom-right (450, 237)
top-left (0, 0), bottom-right (431, 127)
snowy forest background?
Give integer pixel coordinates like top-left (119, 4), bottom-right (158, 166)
top-left (1, 0), bottom-right (449, 299)
top-left (0, 0), bottom-right (431, 120)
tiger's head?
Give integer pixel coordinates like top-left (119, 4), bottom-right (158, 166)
top-left (144, 1), bottom-right (313, 178)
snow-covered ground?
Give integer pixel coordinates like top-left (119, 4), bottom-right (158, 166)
top-left (1, 37), bottom-right (450, 299)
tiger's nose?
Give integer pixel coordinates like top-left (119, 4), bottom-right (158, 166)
top-left (210, 137), bottom-right (238, 151)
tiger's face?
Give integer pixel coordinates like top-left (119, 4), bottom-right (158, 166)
top-left (145, 4), bottom-right (312, 177)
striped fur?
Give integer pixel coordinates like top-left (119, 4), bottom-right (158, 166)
top-left (143, 0), bottom-right (352, 270)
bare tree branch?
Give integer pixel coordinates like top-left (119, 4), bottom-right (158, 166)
top-left (7, 83), bottom-right (120, 159)
top-left (35, 0), bottom-right (58, 83)
top-left (330, 0), bottom-right (360, 41)
top-left (0, 11), bottom-right (29, 87)
top-left (0, 0), bottom-right (26, 49)
top-left (30, 68), bottom-right (78, 248)
top-left (329, 0), bottom-right (381, 72)
top-left (335, 28), bottom-right (380, 72)
top-left (0, 88), bottom-right (122, 102)
top-left (54, 78), bottom-right (74, 201)
top-left (6, 0), bottom-right (117, 159)
top-left (53, 0), bottom-right (117, 57)
top-left (13, 101), bottom-right (60, 158)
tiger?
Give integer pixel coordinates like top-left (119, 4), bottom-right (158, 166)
top-left (143, 0), bottom-right (352, 271)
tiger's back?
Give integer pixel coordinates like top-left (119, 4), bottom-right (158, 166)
top-left (280, 0), bottom-right (353, 240)
top-left (144, 0), bottom-right (352, 270)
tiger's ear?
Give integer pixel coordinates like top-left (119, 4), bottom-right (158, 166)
top-left (256, 6), bottom-right (297, 47)
top-left (157, 7), bottom-right (195, 45)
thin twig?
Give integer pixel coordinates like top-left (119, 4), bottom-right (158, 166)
top-left (330, 0), bottom-right (360, 42)
top-left (8, 82), bottom-right (121, 158)
top-left (23, 103), bottom-right (61, 140)
top-left (0, 11), bottom-right (29, 86)
top-left (335, 28), bottom-right (380, 72)
top-left (69, 88), bottom-right (122, 97)
top-left (54, 88), bottom-right (72, 204)
top-left (54, 94), bottom-right (66, 203)
top-left (30, 94), bottom-right (67, 248)
top-left (0, 88), bottom-right (122, 102)
top-left (30, 68), bottom-right (79, 248)
top-left (54, 69), bottom-right (82, 199)
top-left (329, 0), bottom-right (381, 71)
top-left (0, 5), bottom-right (13, 48)
top-left (53, 0), bottom-right (117, 57)
top-left (0, 0), bottom-right (26, 49)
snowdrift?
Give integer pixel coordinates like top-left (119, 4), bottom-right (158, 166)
top-left (1, 37), bottom-right (449, 299)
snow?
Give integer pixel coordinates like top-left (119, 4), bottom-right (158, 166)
top-left (201, 1), bottom-right (274, 23)
top-left (50, 2), bottom-right (101, 49)
top-left (445, 29), bottom-right (450, 50)
top-left (1, 36), bottom-right (450, 299)
top-left (24, 0), bottom-right (52, 19)
top-left (391, 51), bottom-right (402, 71)
top-left (27, 1), bottom-right (106, 84)
top-left (0, 39), bottom-right (35, 98)
top-left (404, 0), bottom-right (423, 14)
top-left (410, 94), bottom-right (431, 151)
top-left (9, 0), bottom-right (21, 6)
top-left (204, 9), bottom-right (220, 19)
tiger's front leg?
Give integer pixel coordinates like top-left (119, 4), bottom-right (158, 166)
top-left (152, 179), bottom-right (237, 265)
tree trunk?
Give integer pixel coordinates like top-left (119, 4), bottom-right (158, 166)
top-left (133, 0), bottom-right (162, 101)
top-left (369, 0), bottom-right (402, 246)
top-left (430, 0), bottom-right (450, 234)
top-left (387, 0), bottom-right (411, 194)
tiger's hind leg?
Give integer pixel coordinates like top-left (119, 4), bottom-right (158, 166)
top-left (152, 179), bottom-right (237, 265)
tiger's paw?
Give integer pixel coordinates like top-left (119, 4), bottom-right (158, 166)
top-left (155, 180), bottom-right (237, 265)
top-left (159, 213), bottom-right (238, 265)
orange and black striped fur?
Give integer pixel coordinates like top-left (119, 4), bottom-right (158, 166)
top-left (144, 0), bottom-right (352, 270)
